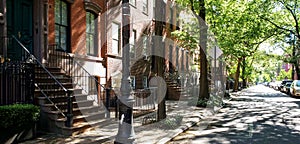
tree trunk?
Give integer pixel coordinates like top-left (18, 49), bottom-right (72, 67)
top-left (241, 57), bottom-right (247, 88)
top-left (234, 58), bottom-right (242, 92)
top-left (197, 0), bottom-right (209, 103)
top-left (155, 0), bottom-right (166, 120)
top-left (297, 39), bottom-right (300, 80)
top-left (295, 63), bottom-right (300, 80)
top-left (157, 56), bottom-right (166, 121)
top-left (199, 47), bottom-right (209, 100)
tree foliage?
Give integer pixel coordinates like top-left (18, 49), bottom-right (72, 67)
top-left (205, 0), bottom-right (278, 91)
top-left (254, 0), bottom-right (300, 79)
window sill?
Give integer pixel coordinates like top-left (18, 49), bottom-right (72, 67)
top-left (69, 53), bottom-right (103, 62)
top-left (106, 53), bottom-right (122, 59)
top-left (129, 3), bottom-right (137, 8)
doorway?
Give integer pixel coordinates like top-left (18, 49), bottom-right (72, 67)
top-left (6, 0), bottom-right (33, 61)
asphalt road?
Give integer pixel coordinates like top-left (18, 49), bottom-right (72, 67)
top-left (169, 85), bottom-right (300, 144)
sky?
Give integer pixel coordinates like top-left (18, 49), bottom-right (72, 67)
top-left (259, 42), bottom-right (284, 55)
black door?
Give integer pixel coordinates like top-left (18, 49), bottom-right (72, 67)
top-left (7, 0), bottom-right (33, 61)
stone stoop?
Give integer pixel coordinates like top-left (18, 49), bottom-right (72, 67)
top-left (35, 66), bottom-right (108, 136)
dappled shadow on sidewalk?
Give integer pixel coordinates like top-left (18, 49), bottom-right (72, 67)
top-left (171, 85), bottom-right (300, 144)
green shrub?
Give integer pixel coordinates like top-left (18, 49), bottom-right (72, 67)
top-left (0, 104), bottom-right (40, 132)
top-left (157, 115), bottom-right (183, 129)
top-left (188, 98), bottom-right (208, 107)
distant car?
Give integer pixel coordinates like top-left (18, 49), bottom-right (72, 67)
top-left (290, 80), bottom-right (300, 97)
top-left (273, 81), bottom-right (282, 90)
top-left (269, 82), bottom-right (276, 88)
top-left (283, 82), bottom-right (292, 94)
top-left (279, 80), bottom-right (293, 91)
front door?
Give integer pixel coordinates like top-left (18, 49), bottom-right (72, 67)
top-left (7, 0), bottom-right (33, 61)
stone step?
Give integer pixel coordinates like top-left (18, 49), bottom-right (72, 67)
top-left (36, 82), bottom-right (74, 89)
top-left (37, 94), bottom-right (88, 104)
top-left (41, 100), bottom-right (94, 111)
top-left (35, 77), bottom-right (72, 83)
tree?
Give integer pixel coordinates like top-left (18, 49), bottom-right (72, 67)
top-left (175, 0), bottom-right (210, 105)
top-left (206, 0), bottom-right (277, 91)
top-left (255, 0), bottom-right (300, 79)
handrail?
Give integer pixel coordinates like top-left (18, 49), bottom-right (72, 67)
top-left (12, 36), bottom-right (72, 126)
top-left (53, 45), bottom-right (106, 90)
top-left (35, 84), bottom-right (66, 118)
top-left (73, 57), bottom-right (106, 89)
top-left (49, 44), bottom-right (111, 117)
top-left (12, 36), bottom-right (68, 92)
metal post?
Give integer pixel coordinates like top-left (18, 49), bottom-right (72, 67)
top-left (115, 0), bottom-right (135, 143)
top-left (65, 90), bottom-right (73, 127)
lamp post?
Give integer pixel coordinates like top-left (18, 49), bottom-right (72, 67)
top-left (114, 0), bottom-right (135, 143)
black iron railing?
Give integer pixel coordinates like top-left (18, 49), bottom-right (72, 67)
top-left (48, 44), bottom-right (111, 117)
top-left (11, 36), bottom-right (73, 127)
top-left (132, 88), bottom-right (157, 111)
top-left (0, 61), bottom-right (34, 105)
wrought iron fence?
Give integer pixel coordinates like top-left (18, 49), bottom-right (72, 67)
top-left (11, 36), bottom-right (71, 127)
top-left (0, 61), bottom-right (34, 105)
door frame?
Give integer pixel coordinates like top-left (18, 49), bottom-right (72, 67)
top-left (0, 0), bottom-right (46, 61)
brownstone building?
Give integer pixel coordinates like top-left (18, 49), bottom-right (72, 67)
top-left (0, 0), bottom-right (192, 137)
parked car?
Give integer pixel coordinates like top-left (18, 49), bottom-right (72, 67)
top-left (290, 80), bottom-right (300, 97)
top-left (269, 82), bottom-right (276, 88)
top-left (271, 81), bottom-right (282, 90)
top-left (283, 82), bottom-right (292, 94)
top-left (279, 80), bottom-right (293, 92)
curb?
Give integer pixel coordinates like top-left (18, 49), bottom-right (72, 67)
top-left (156, 118), bottom-right (200, 144)
top-left (156, 96), bottom-right (233, 144)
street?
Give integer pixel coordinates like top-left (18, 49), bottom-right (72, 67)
top-left (169, 85), bottom-right (300, 144)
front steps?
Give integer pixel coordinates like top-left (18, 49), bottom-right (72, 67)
top-left (35, 66), bottom-right (109, 136)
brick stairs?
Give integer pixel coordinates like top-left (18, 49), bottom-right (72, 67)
top-left (35, 66), bottom-right (110, 136)
top-left (165, 75), bottom-right (190, 101)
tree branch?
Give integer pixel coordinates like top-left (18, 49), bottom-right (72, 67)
top-left (278, 0), bottom-right (300, 38)
top-left (259, 15), bottom-right (295, 35)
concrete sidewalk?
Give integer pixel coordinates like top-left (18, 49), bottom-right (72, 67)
top-left (21, 96), bottom-right (232, 144)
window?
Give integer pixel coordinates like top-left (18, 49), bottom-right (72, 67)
top-left (112, 22), bottom-right (120, 55)
top-left (176, 46), bottom-right (179, 69)
top-left (55, 0), bottom-right (69, 51)
top-left (86, 11), bottom-right (98, 56)
top-left (176, 12), bottom-right (180, 28)
top-left (169, 45), bottom-right (173, 62)
top-left (143, 76), bottom-right (148, 88)
top-left (130, 30), bottom-right (136, 58)
top-left (142, 35), bottom-right (148, 56)
top-left (88, 76), bottom-right (98, 94)
top-left (130, 76), bottom-right (136, 89)
top-left (169, 7), bottom-right (173, 26)
top-left (129, 0), bottom-right (136, 6)
top-left (142, 0), bottom-right (148, 14)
